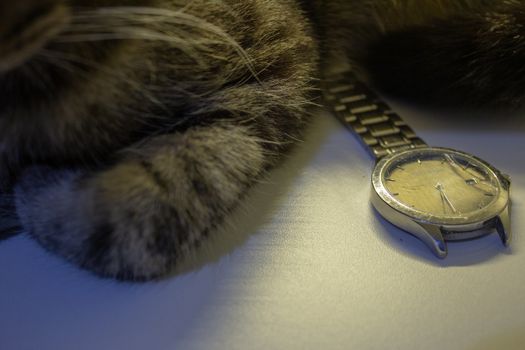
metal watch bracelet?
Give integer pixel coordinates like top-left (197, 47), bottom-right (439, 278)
top-left (323, 71), bottom-right (427, 159)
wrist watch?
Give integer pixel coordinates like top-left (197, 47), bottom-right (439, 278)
top-left (323, 70), bottom-right (511, 258)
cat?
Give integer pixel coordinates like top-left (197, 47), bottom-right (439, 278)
top-left (0, 0), bottom-right (523, 280)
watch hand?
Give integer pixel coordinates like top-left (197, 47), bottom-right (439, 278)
top-left (444, 154), bottom-right (486, 182)
top-left (435, 183), bottom-right (458, 214)
top-left (466, 177), bottom-right (498, 197)
top-left (444, 155), bottom-right (498, 195)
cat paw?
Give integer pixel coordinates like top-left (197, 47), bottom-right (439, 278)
top-left (14, 164), bottom-right (181, 280)
top-left (14, 126), bottom-right (266, 280)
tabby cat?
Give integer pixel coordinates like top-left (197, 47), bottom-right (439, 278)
top-left (0, 0), bottom-right (522, 280)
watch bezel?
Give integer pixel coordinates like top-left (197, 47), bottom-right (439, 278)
top-left (372, 147), bottom-right (510, 227)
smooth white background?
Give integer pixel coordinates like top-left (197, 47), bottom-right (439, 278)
top-left (1, 100), bottom-right (524, 350)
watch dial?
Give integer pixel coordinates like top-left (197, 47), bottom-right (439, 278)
top-left (381, 149), bottom-right (500, 220)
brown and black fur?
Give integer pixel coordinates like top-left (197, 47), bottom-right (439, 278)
top-left (0, 0), bottom-right (523, 280)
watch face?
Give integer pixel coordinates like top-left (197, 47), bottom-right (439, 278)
top-left (372, 147), bottom-right (509, 226)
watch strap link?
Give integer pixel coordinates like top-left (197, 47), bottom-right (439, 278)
top-left (323, 70), bottom-right (427, 159)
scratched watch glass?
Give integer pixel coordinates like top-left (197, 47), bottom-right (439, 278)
top-left (381, 150), bottom-right (500, 220)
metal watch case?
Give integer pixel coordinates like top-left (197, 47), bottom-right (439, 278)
top-left (371, 147), bottom-right (511, 258)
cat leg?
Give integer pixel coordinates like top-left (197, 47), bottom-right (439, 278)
top-left (13, 0), bottom-right (319, 280)
top-left (12, 28), bottom-right (319, 279)
top-left (15, 66), bottom-right (318, 280)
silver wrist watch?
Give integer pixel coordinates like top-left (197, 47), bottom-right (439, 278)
top-left (323, 70), bottom-right (511, 258)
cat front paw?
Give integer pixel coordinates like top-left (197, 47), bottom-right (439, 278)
top-left (14, 165), bottom-right (178, 280)
top-left (14, 125), bottom-right (266, 280)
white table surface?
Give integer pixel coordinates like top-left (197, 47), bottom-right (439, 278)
top-left (1, 100), bottom-right (524, 350)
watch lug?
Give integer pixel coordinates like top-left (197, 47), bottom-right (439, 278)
top-left (415, 223), bottom-right (448, 258)
top-left (496, 205), bottom-right (512, 246)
